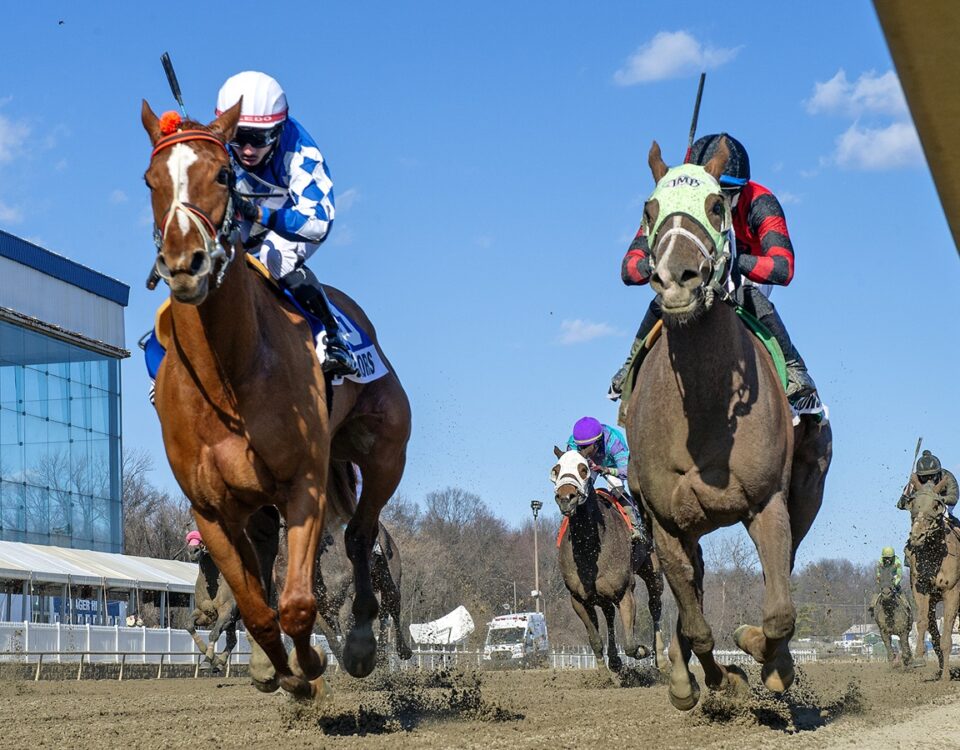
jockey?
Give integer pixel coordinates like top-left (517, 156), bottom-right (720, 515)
top-left (870, 547), bottom-right (908, 615)
top-left (897, 450), bottom-right (959, 517)
top-left (609, 133), bottom-right (816, 405)
top-left (216, 71), bottom-right (356, 377)
top-left (566, 417), bottom-right (644, 542)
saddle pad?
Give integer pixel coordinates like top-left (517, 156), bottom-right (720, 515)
top-left (141, 255), bottom-right (389, 386)
top-left (556, 489), bottom-right (633, 548)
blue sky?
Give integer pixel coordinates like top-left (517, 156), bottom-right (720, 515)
top-left (0, 2), bottom-right (956, 566)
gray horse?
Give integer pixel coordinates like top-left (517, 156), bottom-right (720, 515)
top-left (314, 521), bottom-right (413, 665)
top-left (186, 532), bottom-right (241, 671)
top-left (551, 447), bottom-right (665, 671)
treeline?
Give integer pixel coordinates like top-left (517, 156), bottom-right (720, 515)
top-left (122, 454), bottom-right (882, 647)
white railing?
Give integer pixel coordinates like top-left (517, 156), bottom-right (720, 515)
top-left (0, 620), bottom-right (330, 666)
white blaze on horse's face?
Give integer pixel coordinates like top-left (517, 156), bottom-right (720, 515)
top-left (550, 450), bottom-right (591, 517)
top-left (166, 144), bottom-right (198, 238)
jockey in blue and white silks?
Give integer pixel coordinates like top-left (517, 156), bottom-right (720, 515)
top-left (216, 71), bottom-right (356, 377)
top-left (566, 417), bottom-right (643, 542)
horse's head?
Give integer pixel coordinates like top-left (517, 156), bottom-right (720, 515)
top-left (642, 139), bottom-right (734, 325)
top-left (908, 473), bottom-right (949, 547)
top-left (141, 100), bottom-right (243, 304)
top-left (550, 446), bottom-right (593, 517)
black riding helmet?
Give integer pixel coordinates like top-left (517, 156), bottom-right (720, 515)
top-left (690, 133), bottom-right (750, 191)
top-left (916, 449), bottom-right (943, 480)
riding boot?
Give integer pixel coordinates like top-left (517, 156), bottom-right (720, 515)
top-left (280, 265), bottom-right (358, 378)
top-left (624, 502), bottom-right (645, 543)
top-left (736, 285), bottom-right (816, 400)
top-left (609, 299), bottom-right (662, 401)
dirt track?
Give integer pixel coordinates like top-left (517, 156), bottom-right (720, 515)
top-left (3, 660), bottom-right (958, 749)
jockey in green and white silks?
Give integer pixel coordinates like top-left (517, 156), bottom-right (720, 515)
top-left (566, 417), bottom-right (644, 543)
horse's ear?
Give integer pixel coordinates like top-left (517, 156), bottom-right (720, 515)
top-left (141, 100), bottom-right (161, 145)
top-left (649, 141), bottom-right (668, 183)
top-left (553, 445), bottom-right (564, 459)
top-left (704, 136), bottom-right (730, 181)
top-left (909, 473), bottom-right (921, 493)
top-left (209, 98), bottom-right (243, 143)
top-left (577, 463), bottom-right (589, 481)
top-left (549, 464), bottom-right (560, 483)
top-left (935, 476), bottom-right (949, 494)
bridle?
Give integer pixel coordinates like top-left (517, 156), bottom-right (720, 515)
top-left (648, 214), bottom-right (733, 311)
top-left (148, 128), bottom-right (240, 291)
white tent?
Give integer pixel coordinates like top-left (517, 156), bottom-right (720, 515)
top-left (409, 605), bottom-right (475, 645)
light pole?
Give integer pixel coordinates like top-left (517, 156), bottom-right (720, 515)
top-left (531, 500), bottom-right (543, 614)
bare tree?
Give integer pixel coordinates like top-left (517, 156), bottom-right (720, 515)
top-left (122, 449), bottom-right (193, 559)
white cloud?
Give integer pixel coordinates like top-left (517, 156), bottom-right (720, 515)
top-left (0, 200), bottom-right (23, 223)
top-left (777, 191), bottom-right (802, 205)
top-left (833, 121), bottom-right (923, 170)
top-left (330, 224), bottom-right (355, 246)
top-left (0, 114), bottom-right (29, 163)
top-left (558, 319), bottom-right (618, 345)
top-left (336, 187), bottom-right (359, 212)
top-left (109, 190), bottom-right (128, 204)
top-left (806, 69), bottom-right (907, 117)
top-left (613, 31), bottom-right (741, 86)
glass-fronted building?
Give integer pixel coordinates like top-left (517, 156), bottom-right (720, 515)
top-left (0, 230), bottom-right (128, 552)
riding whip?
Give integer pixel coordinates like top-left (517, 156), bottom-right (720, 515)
top-left (902, 436), bottom-right (923, 495)
top-left (683, 72), bottom-right (706, 164)
top-left (161, 52), bottom-right (188, 118)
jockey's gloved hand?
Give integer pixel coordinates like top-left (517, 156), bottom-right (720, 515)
top-left (235, 197), bottom-right (261, 224)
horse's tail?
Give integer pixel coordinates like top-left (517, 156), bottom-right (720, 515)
top-left (326, 460), bottom-right (358, 525)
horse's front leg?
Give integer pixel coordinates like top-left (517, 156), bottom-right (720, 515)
top-left (281, 477), bottom-right (327, 685)
top-left (735, 489), bottom-right (797, 694)
top-left (600, 600), bottom-right (623, 672)
top-left (569, 595), bottom-right (604, 668)
top-left (192, 513), bottom-right (302, 695)
top-left (653, 524), bottom-right (726, 710)
top-left (205, 604), bottom-right (236, 664)
top-left (214, 619), bottom-right (239, 670)
top-left (615, 586), bottom-right (647, 661)
top-left (186, 610), bottom-right (209, 658)
top-left (939, 587), bottom-right (959, 681)
top-left (914, 587), bottom-right (930, 661)
top-left (639, 551), bottom-right (666, 670)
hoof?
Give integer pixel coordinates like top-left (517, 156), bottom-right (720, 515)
top-left (722, 664), bottom-right (750, 697)
top-left (398, 645), bottom-right (413, 661)
top-left (761, 650), bottom-right (795, 693)
top-left (608, 656), bottom-right (623, 673)
top-left (310, 676), bottom-right (334, 703)
top-left (733, 624), bottom-right (758, 654)
top-left (198, 660), bottom-right (212, 672)
top-left (669, 673), bottom-right (700, 711)
top-left (279, 674), bottom-right (314, 699)
top-left (251, 675), bottom-right (280, 694)
top-left (289, 645), bottom-right (327, 681)
top-left (628, 644), bottom-right (650, 660)
top-left (343, 623), bottom-right (377, 678)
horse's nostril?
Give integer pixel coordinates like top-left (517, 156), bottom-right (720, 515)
top-left (650, 272), bottom-right (663, 287)
top-left (189, 251), bottom-right (207, 274)
top-left (680, 269), bottom-right (699, 284)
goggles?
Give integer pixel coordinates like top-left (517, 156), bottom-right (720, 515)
top-left (230, 125), bottom-right (283, 149)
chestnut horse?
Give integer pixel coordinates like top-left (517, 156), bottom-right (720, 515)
top-left (140, 101), bottom-right (411, 699)
top-left (905, 476), bottom-right (958, 680)
top-left (625, 140), bottom-right (832, 709)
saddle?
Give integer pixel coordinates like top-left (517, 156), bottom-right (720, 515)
top-left (556, 489), bottom-right (633, 548)
top-left (140, 255), bottom-right (388, 385)
top-left (616, 306), bottom-right (826, 426)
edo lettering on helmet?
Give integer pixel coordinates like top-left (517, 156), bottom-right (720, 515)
top-left (216, 71), bottom-right (288, 129)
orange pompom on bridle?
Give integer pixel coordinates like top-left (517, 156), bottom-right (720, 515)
top-left (159, 110), bottom-right (182, 135)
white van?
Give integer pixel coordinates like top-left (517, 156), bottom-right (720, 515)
top-left (482, 612), bottom-right (549, 668)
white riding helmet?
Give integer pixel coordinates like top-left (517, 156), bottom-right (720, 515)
top-left (215, 71), bottom-right (288, 128)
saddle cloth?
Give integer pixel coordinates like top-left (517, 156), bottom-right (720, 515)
top-left (141, 255), bottom-right (389, 386)
top-left (556, 489), bottom-right (633, 548)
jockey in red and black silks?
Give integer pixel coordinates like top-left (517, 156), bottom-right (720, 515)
top-left (610, 133), bottom-right (818, 407)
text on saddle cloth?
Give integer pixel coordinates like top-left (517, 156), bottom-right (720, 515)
top-left (141, 255), bottom-right (389, 386)
top-left (556, 489), bottom-right (633, 548)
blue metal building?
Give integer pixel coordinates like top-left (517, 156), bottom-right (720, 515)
top-left (0, 230), bottom-right (129, 553)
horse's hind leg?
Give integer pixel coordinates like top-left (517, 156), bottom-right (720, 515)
top-left (343, 437), bottom-right (408, 677)
top-left (186, 611), bottom-right (209, 659)
top-left (638, 551), bottom-right (665, 669)
top-left (788, 421), bottom-right (832, 567)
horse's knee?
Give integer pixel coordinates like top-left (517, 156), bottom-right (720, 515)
top-left (279, 592), bottom-right (318, 637)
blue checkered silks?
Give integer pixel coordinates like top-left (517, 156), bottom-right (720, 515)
top-left (234, 116), bottom-right (337, 278)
